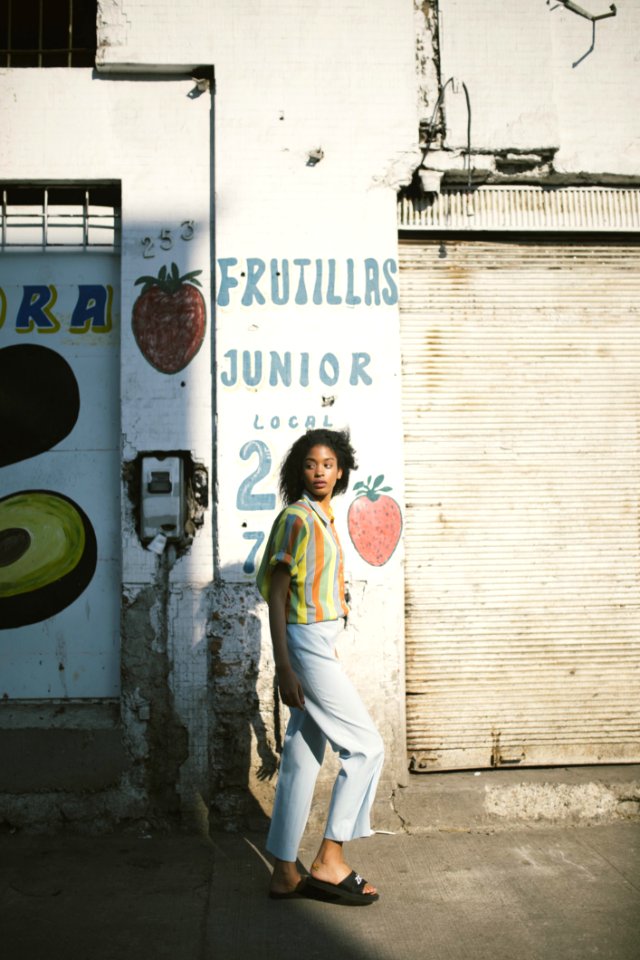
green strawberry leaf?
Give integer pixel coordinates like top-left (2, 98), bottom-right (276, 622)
top-left (134, 277), bottom-right (160, 294)
top-left (134, 263), bottom-right (204, 296)
top-left (352, 472), bottom-right (393, 501)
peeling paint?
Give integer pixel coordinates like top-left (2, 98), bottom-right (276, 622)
top-left (415, 0), bottom-right (441, 123)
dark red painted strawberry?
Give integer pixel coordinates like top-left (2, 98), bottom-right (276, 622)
top-left (132, 262), bottom-right (206, 374)
top-left (347, 474), bottom-right (402, 566)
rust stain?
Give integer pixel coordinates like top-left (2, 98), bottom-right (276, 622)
top-left (426, 329), bottom-right (443, 356)
top-left (491, 730), bottom-right (525, 768)
top-left (425, 328), bottom-right (444, 390)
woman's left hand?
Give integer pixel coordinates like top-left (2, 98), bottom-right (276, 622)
top-left (277, 664), bottom-right (305, 710)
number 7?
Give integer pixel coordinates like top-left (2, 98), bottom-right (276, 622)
top-left (242, 531), bottom-right (265, 574)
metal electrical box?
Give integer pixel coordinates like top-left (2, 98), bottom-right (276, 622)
top-left (140, 456), bottom-right (185, 541)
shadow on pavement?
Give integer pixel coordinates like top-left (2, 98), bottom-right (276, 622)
top-left (0, 832), bottom-right (212, 960)
top-left (207, 830), bottom-right (382, 960)
top-left (2, 821), bottom-right (640, 960)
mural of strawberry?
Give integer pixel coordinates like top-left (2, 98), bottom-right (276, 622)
top-left (132, 262), bottom-right (206, 374)
top-left (347, 474), bottom-right (402, 566)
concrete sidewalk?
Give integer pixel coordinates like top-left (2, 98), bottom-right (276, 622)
top-left (2, 767), bottom-right (639, 960)
top-left (388, 763), bottom-right (640, 834)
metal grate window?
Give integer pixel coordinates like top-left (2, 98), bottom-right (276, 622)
top-left (0, 0), bottom-right (96, 67)
top-left (1, 184), bottom-right (120, 250)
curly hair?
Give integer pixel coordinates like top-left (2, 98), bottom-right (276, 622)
top-left (278, 428), bottom-right (358, 505)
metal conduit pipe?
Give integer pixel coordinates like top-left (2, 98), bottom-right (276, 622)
top-left (419, 76), bottom-right (472, 192)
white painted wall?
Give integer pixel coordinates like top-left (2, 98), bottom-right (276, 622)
top-left (5, 0), bottom-right (637, 829)
top-left (1, 0), bottom-right (418, 826)
top-left (97, 0), bottom-right (215, 70)
top-left (438, 0), bottom-right (640, 174)
top-left (205, 0), bottom-right (418, 812)
top-left (0, 77), bottom-right (214, 598)
top-left (4, 0), bottom-right (636, 828)
top-left (0, 65), bottom-right (213, 819)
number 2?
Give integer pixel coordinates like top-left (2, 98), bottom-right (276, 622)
top-left (236, 440), bottom-right (276, 511)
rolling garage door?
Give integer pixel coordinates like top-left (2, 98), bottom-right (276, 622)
top-left (399, 222), bottom-right (640, 771)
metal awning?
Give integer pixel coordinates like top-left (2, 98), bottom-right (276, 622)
top-left (398, 186), bottom-right (640, 232)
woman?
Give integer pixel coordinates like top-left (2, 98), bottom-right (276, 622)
top-left (256, 428), bottom-right (384, 904)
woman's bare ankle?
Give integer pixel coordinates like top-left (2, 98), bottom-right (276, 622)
top-left (311, 839), bottom-right (348, 877)
top-left (270, 858), bottom-right (302, 892)
top-left (313, 838), bottom-right (344, 866)
top-left (273, 858), bottom-right (297, 875)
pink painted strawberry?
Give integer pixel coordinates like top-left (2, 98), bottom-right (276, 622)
top-left (347, 474), bottom-right (402, 566)
top-left (132, 262), bottom-right (206, 374)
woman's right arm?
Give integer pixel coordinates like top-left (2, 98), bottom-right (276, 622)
top-left (269, 563), bottom-right (305, 710)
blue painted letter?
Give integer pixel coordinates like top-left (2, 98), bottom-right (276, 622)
top-left (217, 258), bottom-right (239, 306)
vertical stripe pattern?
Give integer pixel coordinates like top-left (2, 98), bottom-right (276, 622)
top-left (256, 494), bottom-right (349, 623)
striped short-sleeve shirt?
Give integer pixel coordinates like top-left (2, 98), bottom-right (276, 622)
top-left (256, 493), bottom-right (348, 623)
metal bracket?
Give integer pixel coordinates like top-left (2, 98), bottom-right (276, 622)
top-left (548, 1), bottom-right (617, 68)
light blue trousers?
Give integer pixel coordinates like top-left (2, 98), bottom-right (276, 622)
top-left (266, 618), bottom-right (384, 862)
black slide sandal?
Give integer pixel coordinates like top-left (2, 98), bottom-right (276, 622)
top-left (306, 870), bottom-right (379, 904)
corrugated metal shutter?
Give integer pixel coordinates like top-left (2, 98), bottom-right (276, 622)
top-left (397, 186), bottom-right (640, 232)
top-left (400, 235), bottom-right (640, 771)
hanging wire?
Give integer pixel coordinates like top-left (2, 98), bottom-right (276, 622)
top-left (419, 76), bottom-right (472, 191)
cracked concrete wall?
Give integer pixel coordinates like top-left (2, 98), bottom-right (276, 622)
top-left (415, 0), bottom-right (640, 185)
top-left (121, 579), bottom-right (188, 822)
top-left (414, 1), bottom-right (441, 129)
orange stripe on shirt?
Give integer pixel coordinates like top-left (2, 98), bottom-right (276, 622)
top-left (335, 529), bottom-right (348, 617)
top-left (311, 516), bottom-right (324, 618)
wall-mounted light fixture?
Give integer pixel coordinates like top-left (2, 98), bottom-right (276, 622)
top-left (306, 148), bottom-right (325, 167)
top-left (188, 65), bottom-right (214, 99)
top-left (191, 76), bottom-right (210, 93)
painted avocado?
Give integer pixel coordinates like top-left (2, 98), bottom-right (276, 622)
top-left (0, 491), bottom-right (97, 629)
